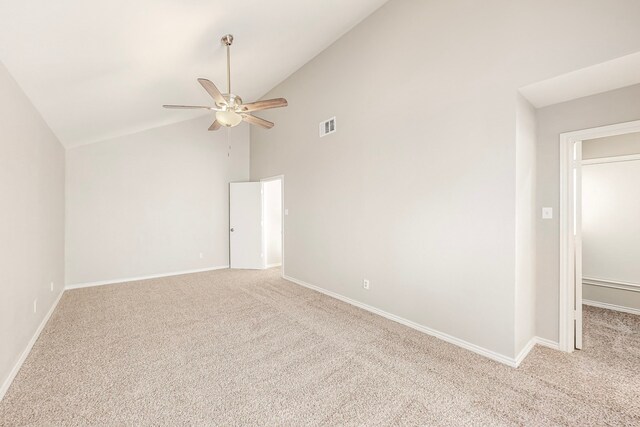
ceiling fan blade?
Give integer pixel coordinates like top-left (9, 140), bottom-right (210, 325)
top-left (198, 78), bottom-right (227, 106)
top-left (240, 98), bottom-right (288, 113)
top-left (209, 120), bottom-right (222, 131)
top-left (163, 105), bottom-right (211, 109)
top-left (242, 114), bottom-right (274, 129)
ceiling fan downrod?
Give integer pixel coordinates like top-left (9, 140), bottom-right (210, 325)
top-left (221, 34), bottom-right (233, 95)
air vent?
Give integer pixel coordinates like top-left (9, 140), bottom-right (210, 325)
top-left (319, 117), bottom-right (336, 137)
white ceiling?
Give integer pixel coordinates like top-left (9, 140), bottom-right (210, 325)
top-left (0, 0), bottom-right (388, 147)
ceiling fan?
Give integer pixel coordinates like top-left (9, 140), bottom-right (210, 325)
top-left (163, 34), bottom-right (288, 130)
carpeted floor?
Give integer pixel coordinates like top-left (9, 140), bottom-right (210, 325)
top-left (0, 268), bottom-right (639, 426)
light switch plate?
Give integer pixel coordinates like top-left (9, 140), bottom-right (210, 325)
top-left (542, 207), bottom-right (553, 219)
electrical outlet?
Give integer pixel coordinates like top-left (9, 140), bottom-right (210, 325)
top-left (363, 279), bottom-right (370, 290)
top-left (33, 299), bottom-right (37, 313)
top-left (199, 252), bottom-right (203, 259)
top-left (50, 282), bottom-right (54, 292)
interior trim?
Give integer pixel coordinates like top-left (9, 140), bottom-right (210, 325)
top-left (559, 119), bottom-right (640, 353)
top-left (583, 277), bottom-right (640, 293)
top-left (265, 263), bottom-right (282, 269)
top-left (0, 291), bottom-right (64, 402)
top-left (583, 299), bottom-right (640, 316)
top-left (582, 153), bottom-right (640, 165)
top-left (65, 265), bottom-right (230, 290)
top-left (283, 275), bottom-right (558, 368)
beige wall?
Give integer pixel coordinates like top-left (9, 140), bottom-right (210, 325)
top-left (583, 286), bottom-right (640, 312)
top-left (581, 136), bottom-right (640, 312)
top-left (583, 132), bottom-right (640, 159)
top-left (515, 94), bottom-right (537, 354)
top-left (582, 160), bottom-right (640, 285)
top-left (66, 116), bottom-right (249, 285)
top-left (251, 0), bottom-right (640, 360)
top-left (0, 62), bottom-right (65, 394)
top-left (536, 84), bottom-right (640, 342)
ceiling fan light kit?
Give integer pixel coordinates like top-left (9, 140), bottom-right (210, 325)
top-left (216, 109), bottom-right (242, 127)
top-left (163, 34), bottom-right (288, 131)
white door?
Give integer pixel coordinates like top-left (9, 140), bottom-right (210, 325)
top-left (230, 182), bottom-right (263, 269)
top-left (574, 141), bottom-right (583, 349)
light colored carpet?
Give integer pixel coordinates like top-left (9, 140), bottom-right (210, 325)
top-left (0, 268), bottom-right (639, 426)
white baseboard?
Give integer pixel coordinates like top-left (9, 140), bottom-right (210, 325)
top-left (265, 263), bottom-right (282, 269)
top-left (283, 275), bottom-right (533, 368)
top-left (515, 337), bottom-right (537, 366)
top-left (0, 290), bottom-right (64, 402)
top-left (514, 336), bottom-right (561, 366)
top-left (534, 336), bottom-right (560, 350)
top-left (583, 299), bottom-right (640, 316)
top-left (65, 265), bottom-right (229, 290)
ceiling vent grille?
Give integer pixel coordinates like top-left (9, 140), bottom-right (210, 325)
top-left (319, 117), bottom-right (336, 137)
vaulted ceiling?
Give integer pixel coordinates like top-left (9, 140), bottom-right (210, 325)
top-left (0, 0), bottom-right (388, 147)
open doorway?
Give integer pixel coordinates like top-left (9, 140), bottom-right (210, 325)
top-left (559, 120), bottom-right (640, 352)
top-left (261, 176), bottom-right (283, 271)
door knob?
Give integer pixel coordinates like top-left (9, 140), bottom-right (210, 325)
top-left (230, 228), bottom-right (235, 232)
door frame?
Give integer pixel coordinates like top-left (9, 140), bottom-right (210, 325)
top-left (558, 119), bottom-right (640, 352)
top-left (260, 175), bottom-right (285, 276)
